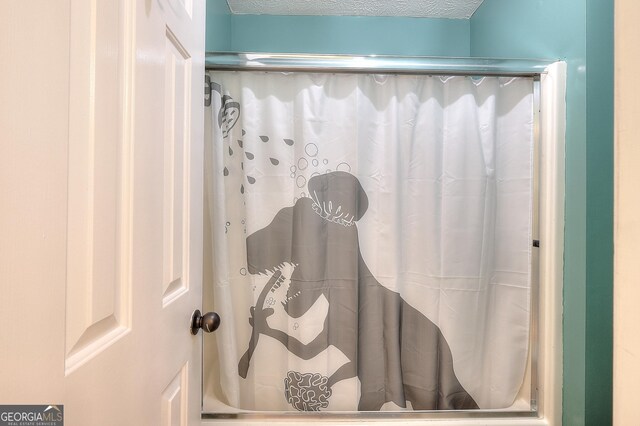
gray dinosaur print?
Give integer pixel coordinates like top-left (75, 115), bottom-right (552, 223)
top-left (240, 171), bottom-right (479, 411)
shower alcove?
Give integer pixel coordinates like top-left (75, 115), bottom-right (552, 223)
top-left (199, 52), bottom-right (565, 425)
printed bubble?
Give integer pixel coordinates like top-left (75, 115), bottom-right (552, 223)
top-left (336, 162), bottom-right (351, 172)
top-left (305, 143), bottom-right (318, 157)
top-left (298, 158), bottom-right (308, 170)
top-left (296, 175), bottom-right (307, 188)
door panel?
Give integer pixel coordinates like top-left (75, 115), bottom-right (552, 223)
top-left (65, 0), bottom-right (132, 375)
top-left (162, 27), bottom-right (192, 307)
top-left (161, 363), bottom-right (189, 426)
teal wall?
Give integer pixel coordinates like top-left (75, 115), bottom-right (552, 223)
top-left (228, 15), bottom-right (469, 56)
top-left (471, 1), bottom-right (613, 424)
top-left (204, 0), bottom-right (469, 56)
top-left (584, 0), bottom-right (613, 424)
top-left (204, 1), bottom-right (614, 423)
top-left (205, 0), bottom-right (231, 51)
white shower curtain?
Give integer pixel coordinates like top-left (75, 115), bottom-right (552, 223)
top-left (205, 71), bottom-right (534, 411)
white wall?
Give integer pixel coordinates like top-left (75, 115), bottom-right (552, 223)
top-left (614, 0), bottom-right (640, 424)
top-left (0, 1), bottom-right (70, 403)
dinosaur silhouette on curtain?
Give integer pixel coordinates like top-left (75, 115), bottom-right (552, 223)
top-left (240, 171), bottom-right (478, 411)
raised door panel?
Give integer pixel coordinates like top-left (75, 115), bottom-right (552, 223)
top-left (162, 28), bottom-right (192, 307)
top-left (65, 0), bottom-right (133, 375)
top-left (161, 363), bottom-right (189, 426)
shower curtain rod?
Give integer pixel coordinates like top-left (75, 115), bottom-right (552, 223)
top-left (205, 52), bottom-right (555, 77)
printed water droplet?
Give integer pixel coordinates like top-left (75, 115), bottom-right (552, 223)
top-left (241, 162), bottom-right (244, 170)
top-left (223, 167), bottom-right (229, 176)
top-left (270, 158), bottom-right (280, 165)
top-left (242, 129), bottom-right (246, 136)
top-left (245, 152), bottom-right (254, 160)
top-left (260, 136), bottom-right (269, 142)
top-left (284, 139), bottom-right (294, 146)
top-left (240, 184), bottom-right (244, 194)
top-left (247, 176), bottom-right (256, 184)
top-left (238, 139), bottom-right (243, 148)
top-left (228, 147), bottom-right (233, 155)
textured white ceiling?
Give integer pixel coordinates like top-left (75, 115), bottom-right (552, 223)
top-left (226, 0), bottom-right (485, 19)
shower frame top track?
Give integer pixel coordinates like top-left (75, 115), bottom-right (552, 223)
top-left (205, 51), bottom-right (556, 77)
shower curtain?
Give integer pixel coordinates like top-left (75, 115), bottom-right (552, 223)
top-left (204, 71), bottom-right (534, 411)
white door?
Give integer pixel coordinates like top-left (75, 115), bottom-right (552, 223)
top-left (0, 0), bottom-right (205, 425)
top-left (64, 0), bottom-right (206, 424)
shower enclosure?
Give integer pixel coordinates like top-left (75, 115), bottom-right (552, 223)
top-left (201, 53), bottom-right (565, 422)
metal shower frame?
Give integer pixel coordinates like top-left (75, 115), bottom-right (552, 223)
top-left (202, 51), bottom-right (549, 421)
